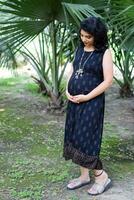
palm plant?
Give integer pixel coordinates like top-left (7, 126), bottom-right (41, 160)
top-left (0, 0), bottom-right (134, 101)
top-left (111, 1), bottom-right (134, 50)
top-left (105, 0), bottom-right (134, 97)
top-left (0, 43), bottom-right (18, 69)
top-left (21, 23), bottom-right (75, 105)
top-left (110, 33), bottom-right (134, 97)
top-left (0, 0), bottom-right (102, 106)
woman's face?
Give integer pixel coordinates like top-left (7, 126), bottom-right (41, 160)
top-left (80, 29), bottom-right (94, 48)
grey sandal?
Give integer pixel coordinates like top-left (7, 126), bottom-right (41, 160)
top-left (87, 178), bottom-right (112, 195)
top-left (87, 170), bottom-right (112, 195)
top-left (67, 177), bottom-right (90, 190)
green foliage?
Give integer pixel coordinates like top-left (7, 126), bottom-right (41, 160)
top-left (109, 29), bottom-right (134, 97)
top-left (0, 0), bottom-right (100, 50)
top-left (108, 1), bottom-right (134, 50)
top-left (106, 0), bottom-right (134, 97)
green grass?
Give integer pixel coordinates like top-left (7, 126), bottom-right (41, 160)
top-left (24, 82), bottom-right (39, 94)
top-left (0, 76), bottom-right (25, 87)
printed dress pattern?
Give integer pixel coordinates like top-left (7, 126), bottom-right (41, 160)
top-left (63, 46), bottom-right (106, 169)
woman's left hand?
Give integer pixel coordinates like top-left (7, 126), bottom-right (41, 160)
top-left (73, 94), bottom-right (89, 104)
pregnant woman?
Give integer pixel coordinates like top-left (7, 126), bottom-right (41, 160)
top-left (63, 16), bottom-right (113, 195)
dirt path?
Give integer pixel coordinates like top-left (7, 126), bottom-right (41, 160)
top-left (105, 84), bottom-right (134, 136)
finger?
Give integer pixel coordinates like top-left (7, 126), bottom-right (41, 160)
top-left (69, 95), bottom-right (74, 100)
top-left (66, 92), bottom-right (73, 99)
top-left (71, 98), bottom-right (78, 103)
top-left (67, 96), bottom-right (73, 101)
top-left (68, 93), bottom-right (74, 99)
top-left (67, 96), bottom-right (75, 102)
top-left (70, 99), bottom-right (77, 103)
top-left (75, 97), bottom-right (80, 101)
top-left (74, 96), bottom-right (80, 99)
top-left (73, 97), bottom-right (78, 100)
top-left (66, 90), bottom-right (71, 96)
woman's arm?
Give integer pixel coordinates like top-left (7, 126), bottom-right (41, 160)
top-left (65, 63), bottom-right (76, 102)
top-left (74, 49), bottom-right (113, 103)
top-left (86, 49), bottom-right (113, 100)
top-left (65, 62), bottom-right (74, 91)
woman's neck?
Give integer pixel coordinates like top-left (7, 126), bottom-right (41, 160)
top-left (84, 46), bottom-right (95, 52)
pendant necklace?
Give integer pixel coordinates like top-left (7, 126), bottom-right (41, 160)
top-left (74, 50), bottom-right (94, 79)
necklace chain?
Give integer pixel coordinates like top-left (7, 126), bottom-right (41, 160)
top-left (79, 51), bottom-right (93, 69)
top-left (75, 50), bottom-right (94, 79)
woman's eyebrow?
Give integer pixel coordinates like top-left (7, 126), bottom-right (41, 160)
top-left (80, 33), bottom-right (92, 37)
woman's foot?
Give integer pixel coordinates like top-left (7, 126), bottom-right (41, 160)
top-left (87, 170), bottom-right (112, 195)
top-left (69, 175), bottom-right (90, 183)
top-left (67, 176), bottom-right (90, 190)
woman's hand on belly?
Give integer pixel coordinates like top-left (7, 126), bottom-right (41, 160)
top-left (66, 90), bottom-right (84, 103)
top-left (66, 90), bottom-right (76, 103)
top-left (73, 94), bottom-right (89, 103)
top-left (66, 90), bottom-right (89, 104)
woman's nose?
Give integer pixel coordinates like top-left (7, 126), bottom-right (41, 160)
top-left (83, 40), bottom-right (87, 44)
top-left (82, 38), bottom-right (86, 43)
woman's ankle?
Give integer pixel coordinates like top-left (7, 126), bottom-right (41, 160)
top-left (94, 170), bottom-right (108, 183)
top-left (93, 169), bottom-right (103, 176)
top-left (79, 174), bottom-right (90, 181)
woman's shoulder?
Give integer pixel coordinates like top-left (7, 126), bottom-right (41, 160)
top-left (96, 48), bottom-right (111, 55)
top-left (103, 48), bottom-right (112, 57)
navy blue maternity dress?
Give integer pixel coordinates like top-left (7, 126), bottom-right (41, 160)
top-left (63, 46), bottom-right (106, 170)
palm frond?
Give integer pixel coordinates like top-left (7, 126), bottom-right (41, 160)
top-left (0, 0), bottom-right (102, 52)
top-left (62, 2), bottom-right (101, 25)
top-left (107, 1), bottom-right (134, 51)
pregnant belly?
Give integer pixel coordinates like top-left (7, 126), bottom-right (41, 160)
top-left (68, 74), bottom-right (99, 95)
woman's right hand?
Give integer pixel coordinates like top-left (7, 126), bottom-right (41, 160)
top-left (66, 90), bottom-right (75, 102)
top-left (66, 90), bottom-right (84, 104)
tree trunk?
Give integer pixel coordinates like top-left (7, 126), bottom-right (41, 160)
top-left (119, 84), bottom-right (133, 97)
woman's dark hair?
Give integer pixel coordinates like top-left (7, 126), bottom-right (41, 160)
top-left (79, 16), bottom-right (108, 51)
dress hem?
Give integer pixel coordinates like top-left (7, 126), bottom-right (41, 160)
top-left (63, 142), bottom-right (103, 170)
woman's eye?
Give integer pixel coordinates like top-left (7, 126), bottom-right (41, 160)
top-left (80, 34), bottom-right (92, 39)
top-left (87, 36), bottom-right (92, 39)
